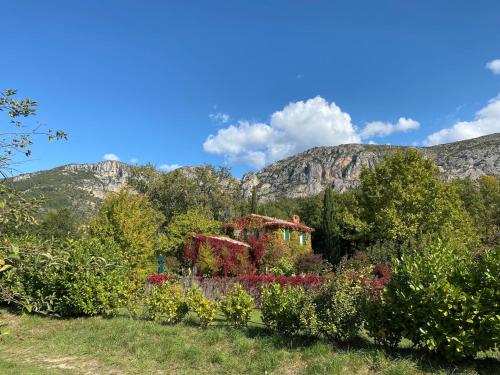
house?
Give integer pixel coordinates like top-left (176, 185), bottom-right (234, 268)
top-left (183, 214), bottom-right (314, 276)
top-left (224, 214), bottom-right (314, 252)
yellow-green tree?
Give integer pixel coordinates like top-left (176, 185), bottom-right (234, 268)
top-left (90, 189), bottom-right (163, 281)
top-left (358, 149), bottom-right (476, 248)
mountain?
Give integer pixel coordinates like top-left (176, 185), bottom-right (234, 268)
top-left (7, 160), bottom-right (131, 220)
top-left (241, 133), bottom-right (500, 202)
top-left (6, 134), bottom-right (500, 216)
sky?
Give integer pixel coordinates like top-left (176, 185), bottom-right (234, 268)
top-left (1, 1), bottom-right (500, 177)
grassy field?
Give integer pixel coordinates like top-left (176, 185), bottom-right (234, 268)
top-left (0, 309), bottom-right (498, 375)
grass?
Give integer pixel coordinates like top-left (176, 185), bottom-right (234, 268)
top-left (0, 309), bottom-right (499, 375)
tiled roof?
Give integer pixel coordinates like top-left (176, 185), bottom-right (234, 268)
top-left (225, 214), bottom-right (314, 232)
top-left (192, 234), bottom-right (252, 248)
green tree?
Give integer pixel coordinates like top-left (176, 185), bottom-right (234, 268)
top-left (37, 208), bottom-right (79, 240)
top-left (358, 149), bottom-right (476, 250)
top-left (250, 186), bottom-right (258, 214)
top-left (89, 189), bottom-right (164, 281)
top-left (130, 165), bottom-right (243, 224)
top-left (320, 188), bottom-right (343, 264)
top-left (159, 208), bottom-right (221, 258)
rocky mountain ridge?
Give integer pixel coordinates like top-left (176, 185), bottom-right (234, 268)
top-left (7, 133), bottom-right (500, 216)
top-left (242, 133), bottom-right (500, 202)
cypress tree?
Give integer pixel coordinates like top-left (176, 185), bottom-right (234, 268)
top-left (320, 187), bottom-right (342, 264)
top-left (250, 186), bottom-right (258, 214)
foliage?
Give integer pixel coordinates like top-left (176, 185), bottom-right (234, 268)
top-left (364, 240), bottom-right (500, 360)
top-left (145, 283), bottom-right (188, 324)
top-left (0, 183), bottom-right (41, 235)
top-left (186, 287), bottom-right (218, 328)
top-left (295, 253), bottom-right (332, 275)
top-left (160, 208), bottom-right (221, 258)
top-left (36, 208), bottom-right (79, 240)
top-left (130, 164), bottom-right (244, 224)
top-left (314, 264), bottom-right (370, 342)
top-left (0, 89), bottom-right (67, 176)
top-left (89, 189), bottom-right (163, 282)
top-left (320, 188), bottom-right (343, 264)
top-left (452, 176), bottom-right (499, 246)
top-left (220, 283), bottom-right (254, 328)
top-left (261, 283), bottom-right (317, 336)
top-left (269, 258), bottom-right (295, 276)
top-left (0, 236), bottom-right (130, 316)
top-left (358, 149), bottom-right (476, 249)
top-left (196, 242), bottom-right (220, 276)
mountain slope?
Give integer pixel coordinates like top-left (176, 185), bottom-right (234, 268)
top-left (7, 160), bottom-right (131, 219)
top-left (242, 133), bottom-right (500, 202)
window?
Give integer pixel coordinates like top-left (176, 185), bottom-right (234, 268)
top-left (284, 229), bottom-right (290, 241)
top-left (254, 230), bottom-right (260, 239)
top-left (299, 233), bottom-right (307, 246)
top-left (243, 229), bottom-right (249, 241)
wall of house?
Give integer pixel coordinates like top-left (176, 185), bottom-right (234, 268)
top-left (267, 228), bottom-right (312, 260)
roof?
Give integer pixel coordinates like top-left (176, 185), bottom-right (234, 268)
top-left (192, 234), bottom-right (252, 248)
top-left (225, 213), bottom-right (314, 233)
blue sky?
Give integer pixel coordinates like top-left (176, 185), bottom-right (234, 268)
top-left (2, 1), bottom-right (499, 177)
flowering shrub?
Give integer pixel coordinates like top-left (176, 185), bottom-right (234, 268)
top-left (220, 284), bottom-right (254, 328)
top-left (186, 286), bottom-right (218, 328)
top-left (145, 283), bottom-right (188, 324)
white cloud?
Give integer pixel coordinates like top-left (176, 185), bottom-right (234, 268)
top-left (424, 95), bottom-right (500, 146)
top-left (130, 158), bottom-right (139, 164)
top-left (158, 164), bottom-right (182, 172)
top-left (360, 117), bottom-right (420, 139)
top-left (103, 153), bottom-right (120, 161)
top-left (203, 96), bottom-right (420, 169)
top-left (209, 112), bottom-right (230, 124)
top-left (486, 59), bottom-right (500, 74)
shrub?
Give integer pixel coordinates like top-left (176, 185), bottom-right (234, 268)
top-left (186, 287), bottom-right (218, 328)
top-left (314, 265), bottom-right (369, 342)
top-left (295, 253), bottom-right (332, 275)
top-left (0, 236), bottom-right (131, 317)
top-left (220, 284), bottom-right (254, 328)
top-left (261, 283), bottom-right (317, 336)
top-left (364, 240), bottom-right (500, 360)
top-left (145, 282), bottom-right (188, 324)
top-left (269, 258), bottom-right (295, 276)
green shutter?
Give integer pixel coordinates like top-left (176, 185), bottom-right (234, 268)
top-left (284, 229), bottom-right (290, 241)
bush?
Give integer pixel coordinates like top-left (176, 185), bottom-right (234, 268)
top-left (145, 282), bottom-right (188, 324)
top-left (314, 264), bottom-right (369, 342)
top-left (0, 236), bottom-right (131, 317)
top-left (261, 283), bottom-right (317, 336)
top-left (295, 253), bottom-right (332, 275)
top-left (186, 287), bottom-right (218, 328)
top-left (220, 284), bottom-right (254, 328)
top-left (269, 258), bottom-right (295, 276)
top-left (364, 240), bottom-right (500, 360)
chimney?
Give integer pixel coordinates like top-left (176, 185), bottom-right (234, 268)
top-left (291, 214), bottom-right (300, 224)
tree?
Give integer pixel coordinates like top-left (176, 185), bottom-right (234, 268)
top-left (159, 208), bottom-right (221, 258)
top-left (89, 189), bottom-right (164, 281)
top-left (319, 188), bottom-right (343, 264)
top-left (0, 89), bottom-right (67, 235)
top-left (129, 165), bottom-right (244, 225)
top-left (37, 208), bottom-right (79, 240)
top-left (358, 149), bottom-right (476, 249)
top-left (250, 187), bottom-right (258, 214)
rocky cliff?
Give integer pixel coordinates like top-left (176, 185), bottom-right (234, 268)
top-left (242, 133), bottom-right (500, 202)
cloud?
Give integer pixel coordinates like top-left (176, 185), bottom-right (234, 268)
top-left (130, 158), bottom-right (139, 164)
top-left (203, 96), bottom-right (419, 169)
top-left (424, 95), bottom-right (500, 146)
top-left (360, 117), bottom-right (420, 139)
top-left (486, 59), bottom-right (500, 74)
top-left (103, 153), bottom-right (120, 161)
top-left (209, 112), bottom-right (230, 124)
top-left (158, 164), bottom-right (182, 172)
